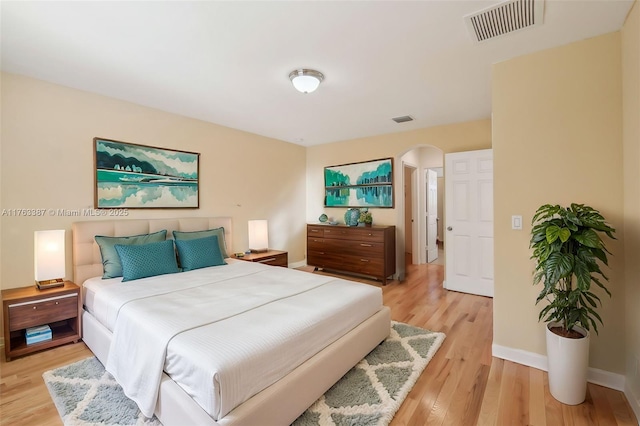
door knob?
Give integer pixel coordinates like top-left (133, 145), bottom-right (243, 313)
top-left (447, 226), bottom-right (453, 231)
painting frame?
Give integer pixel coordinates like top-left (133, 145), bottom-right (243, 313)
top-left (324, 157), bottom-right (394, 208)
top-left (94, 137), bottom-right (200, 209)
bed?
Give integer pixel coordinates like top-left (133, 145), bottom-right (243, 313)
top-left (72, 217), bottom-right (391, 426)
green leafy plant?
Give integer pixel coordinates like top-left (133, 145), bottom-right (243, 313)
top-left (530, 203), bottom-right (615, 336)
top-left (359, 210), bottom-right (372, 224)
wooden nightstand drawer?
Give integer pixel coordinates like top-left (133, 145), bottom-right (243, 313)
top-left (8, 293), bottom-right (78, 331)
top-left (254, 252), bottom-right (288, 267)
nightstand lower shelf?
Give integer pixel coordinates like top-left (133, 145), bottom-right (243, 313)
top-left (8, 321), bottom-right (80, 359)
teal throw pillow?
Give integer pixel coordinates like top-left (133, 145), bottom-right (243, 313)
top-left (114, 240), bottom-right (179, 282)
top-left (173, 228), bottom-right (229, 258)
top-left (175, 235), bottom-right (226, 272)
top-left (95, 230), bottom-right (167, 279)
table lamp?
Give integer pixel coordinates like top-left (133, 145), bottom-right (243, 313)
top-left (34, 229), bottom-right (65, 289)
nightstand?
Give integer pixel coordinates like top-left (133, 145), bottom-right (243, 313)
top-left (233, 250), bottom-right (288, 267)
top-left (2, 281), bottom-right (82, 361)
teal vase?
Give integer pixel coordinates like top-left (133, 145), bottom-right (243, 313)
top-left (344, 208), bottom-right (360, 226)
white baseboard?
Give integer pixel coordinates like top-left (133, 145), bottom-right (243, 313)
top-left (492, 344), bottom-right (626, 392)
top-left (493, 344), bottom-right (548, 370)
top-left (625, 381), bottom-right (640, 425)
top-left (289, 260), bottom-right (307, 269)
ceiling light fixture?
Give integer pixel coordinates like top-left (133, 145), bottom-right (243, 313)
top-left (289, 69), bottom-right (324, 93)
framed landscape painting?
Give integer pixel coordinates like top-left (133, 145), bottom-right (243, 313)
top-left (94, 138), bottom-right (199, 209)
top-left (324, 158), bottom-right (394, 208)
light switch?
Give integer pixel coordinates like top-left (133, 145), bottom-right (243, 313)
top-left (512, 215), bottom-right (523, 230)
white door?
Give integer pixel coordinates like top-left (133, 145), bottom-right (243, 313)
top-left (426, 169), bottom-right (438, 263)
top-left (444, 149), bottom-right (494, 297)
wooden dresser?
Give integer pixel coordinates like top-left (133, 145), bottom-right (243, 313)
top-left (307, 224), bottom-right (396, 284)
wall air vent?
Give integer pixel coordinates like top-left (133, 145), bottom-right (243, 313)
top-left (464, 0), bottom-right (544, 43)
top-left (392, 115), bottom-right (414, 123)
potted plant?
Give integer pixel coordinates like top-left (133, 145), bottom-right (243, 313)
top-left (358, 209), bottom-right (373, 227)
top-left (530, 203), bottom-right (615, 405)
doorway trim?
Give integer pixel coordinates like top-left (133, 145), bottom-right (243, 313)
top-left (403, 162), bottom-right (419, 265)
top-left (395, 145), bottom-right (444, 280)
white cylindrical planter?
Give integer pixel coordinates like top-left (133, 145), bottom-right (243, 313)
top-left (546, 322), bottom-right (590, 405)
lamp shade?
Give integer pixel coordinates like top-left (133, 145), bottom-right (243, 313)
top-left (34, 230), bottom-right (65, 282)
top-left (289, 69), bottom-right (324, 93)
top-left (248, 220), bottom-right (269, 252)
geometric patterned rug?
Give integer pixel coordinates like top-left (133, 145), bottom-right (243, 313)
top-left (43, 322), bottom-right (445, 426)
top-left (43, 357), bottom-right (161, 426)
top-left (292, 322), bottom-right (445, 426)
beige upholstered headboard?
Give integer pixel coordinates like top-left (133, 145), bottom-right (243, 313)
top-left (72, 217), bottom-right (233, 286)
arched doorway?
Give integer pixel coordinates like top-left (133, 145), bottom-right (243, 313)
top-left (396, 145), bottom-right (444, 279)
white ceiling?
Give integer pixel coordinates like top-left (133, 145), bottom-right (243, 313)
top-left (1, 1), bottom-right (633, 146)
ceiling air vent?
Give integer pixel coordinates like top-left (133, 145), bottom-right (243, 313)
top-left (464, 0), bottom-right (544, 43)
top-left (392, 115), bottom-right (414, 123)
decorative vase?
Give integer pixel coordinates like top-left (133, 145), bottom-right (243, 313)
top-left (319, 214), bottom-right (328, 223)
top-left (546, 322), bottom-right (590, 405)
top-left (344, 208), bottom-right (360, 226)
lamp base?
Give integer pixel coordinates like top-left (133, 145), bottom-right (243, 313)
top-left (250, 248), bottom-right (269, 253)
top-left (36, 278), bottom-right (64, 290)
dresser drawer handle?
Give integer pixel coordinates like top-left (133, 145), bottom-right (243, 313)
top-left (367, 233), bottom-right (373, 236)
top-left (360, 243), bottom-right (372, 247)
top-left (55, 301), bottom-right (59, 305)
top-left (319, 252), bottom-right (325, 255)
top-left (360, 259), bottom-right (370, 262)
top-left (33, 306), bottom-right (37, 310)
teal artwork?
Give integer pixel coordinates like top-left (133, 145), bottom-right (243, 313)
top-left (324, 158), bottom-right (393, 208)
top-left (94, 138), bottom-right (199, 208)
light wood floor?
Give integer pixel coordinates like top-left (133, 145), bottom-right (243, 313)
top-left (0, 262), bottom-right (637, 425)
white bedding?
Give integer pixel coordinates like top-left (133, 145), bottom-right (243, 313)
top-left (83, 259), bottom-right (383, 421)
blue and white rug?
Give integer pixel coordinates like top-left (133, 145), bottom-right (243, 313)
top-left (292, 322), bottom-right (445, 426)
top-left (43, 356), bottom-right (161, 426)
top-left (43, 322), bottom-right (445, 426)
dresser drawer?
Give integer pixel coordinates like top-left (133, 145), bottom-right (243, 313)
top-left (309, 252), bottom-right (384, 277)
top-left (8, 293), bottom-right (78, 331)
top-left (321, 238), bottom-right (384, 257)
top-left (307, 251), bottom-right (346, 270)
top-left (345, 255), bottom-right (385, 277)
top-left (307, 226), bottom-right (325, 237)
top-left (323, 227), bottom-right (384, 243)
top-left (307, 237), bottom-right (326, 250)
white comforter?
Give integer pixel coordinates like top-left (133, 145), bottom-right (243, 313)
top-left (86, 260), bottom-right (383, 420)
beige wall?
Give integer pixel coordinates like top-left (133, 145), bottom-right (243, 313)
top-left (0, 73), bottom-right (307, 293)
top-left (622, 1), bottom-right (640, 411)
top-left (305, 119), bottom-right (491, 278)
top-left (493, 33), bottom-right (625, 373)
